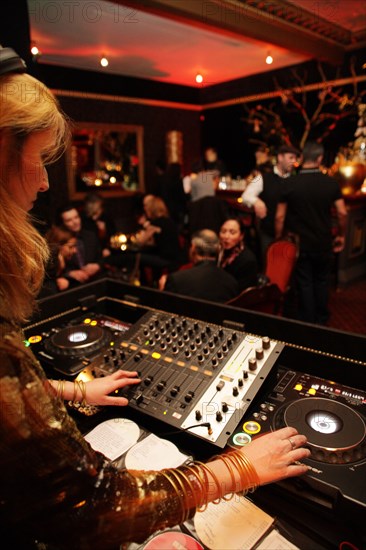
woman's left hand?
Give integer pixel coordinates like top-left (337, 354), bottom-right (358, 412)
top-left (85, 370), bottom-right (141, 406)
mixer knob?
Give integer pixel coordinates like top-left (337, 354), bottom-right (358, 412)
top-left (208, 340), bottom-right (215, 348)
top-left (203, 346), bottom-right (209, 355)
top-left (218, 329), bottom-right (224, 338)
top-left (171, 317), bottom-right (176, 325)
top-left (183, 333), bottom-right (189, 341)
top-left (171, 330), bottom-right (177, 338)
top-left (182, 319), bottom-right (187, 327)
top-left (195, 410), bottom-right (202, 421)
top-left (184, 349), bottom-right (191, 358)
top-left (222, 344), bottom-right (228, 353)
top-left (165, 321), bottom-right (170, 329)
top-left (154, 319), bottom-right (159, 326)
top-left (178, 339), bottom-right (183, 347)
top-left (166, 336), bottom-right (171, 344)
top-left (157, 381), bottom-right (166, 391)
top-left (143, 328), bottom-right (149, 336)
top-left (160, 327), bottom-right (166, 334)
top-left (110, 348), bottom-right (116, 356)
top-left (134, 354), bottom-right (142, 362)
top-left (206, 326), bottom-right (211, 334)
top-left (170, 385), bottom-right (180, 397)
top-left (262, 336), bottom-right (270, 350)
top-left (216, 381), bottom-right (225, 391)
top-left (119, 350), bottom-right (126, 360)
top-left (190, 343), bottom-right (196, 351)
top-left (200, 331), bottom-right (206, 340)
top-left (255, 348), bottom-right (264, 360)
top-left (176, 325), bottom-right (182, 332)
top-left (222, 402), bottom-right (229, 413)
top-left (113, 358), bottom-right (119, 367)
top-left (226, 337), bottom-right (232, 347)
top-left (212, 357), bottom-right (218, 368)
top-left (144, 376), bottom-right (153, 386)
top-left (160, 342), bottom-right (167, 351)
top-left (243, 370), bottom-right (249, 379)
top-left (197, 354), bottom-right (204, 363)
top-left (188, 328), bottom-right (193, 336)
top-left (103, 354), bottom-right (110, 363)
top-left (172, 345), bottom-right (178, 354)
top-left (149, 323), bottom-right (154, 330)
top-left (195, 337), bottom-right (201, 345)
top-left (217, 351), bottom-right (223, 359)
top-left (248, 358), bottom-right (257, 371)
top-left (238, 378), bottom-right (243, 387)
top-left (232, 332), bottom-right (237, 341)
top-left (232, 386), bottom-right (239, 397)
top-left (216, 411), bottom-right (223, 422)
top-left (213, 335), bottom-right (219, 343)
top-left (194, 322), bottom-right (199, 331)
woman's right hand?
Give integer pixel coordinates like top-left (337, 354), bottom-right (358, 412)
top-left (241, 427), bottom-right (310, 486)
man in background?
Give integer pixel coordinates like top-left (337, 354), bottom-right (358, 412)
top-left (58, 204), bottom-right (103, 284)
top-left (162, 229), bottom-right (239, 303)
top-left (242, 144), bottom-right (299, 266)
top-left (275, 141), bottom-right (347, 325)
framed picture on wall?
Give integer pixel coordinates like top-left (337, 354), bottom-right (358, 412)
top-left (67, 122), bottom-right (144, 200)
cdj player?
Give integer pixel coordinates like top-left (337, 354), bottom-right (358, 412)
top-left (228, 366), bottom-right (366, 523)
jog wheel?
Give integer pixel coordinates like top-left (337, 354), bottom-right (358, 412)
top-left (45, 325), bottom-right (108, 358)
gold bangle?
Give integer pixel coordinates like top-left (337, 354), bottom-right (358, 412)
top-left (184, 465), bottom-right (206, 509)
top-left (194, 461), bottom-right (222, 505)
top-left (226, 451), bottom-right (260, 492)
top-left (160, 470), bottom-right (186, 525)
top-left (209, 455), bottom-right (237, 501)
top-left (56, 379), bottom-right (65, 400)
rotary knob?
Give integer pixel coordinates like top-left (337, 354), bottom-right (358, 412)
top-left (255, 347), bottom-right (264, 360)
top-left (222, 402), bottom-right (229, 413)
top-left (195, 410), bottom-right (202, 421)
top-left (262, 336), bottom-right (270, 350)
top-left (248, 358), bottom-right (257, 371)
top-left (232, 386), bottom-right (239, 397)
top-left (216, 411), bottom-right (223, 422)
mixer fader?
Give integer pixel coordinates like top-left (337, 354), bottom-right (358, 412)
top-left (89, 311), bottom-right (283, 447)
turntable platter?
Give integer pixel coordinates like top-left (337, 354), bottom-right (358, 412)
top-left (45, 325), bottom-right (108, 357)
top-left (275, 397), bottom-right (366, 464)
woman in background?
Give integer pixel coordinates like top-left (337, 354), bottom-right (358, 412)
top-left (218, 218), bottom-right (258, 292)
top-left (0, 47), bottom-right (310, 549)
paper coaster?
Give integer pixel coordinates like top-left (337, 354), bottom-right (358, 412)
top-left (125, 433), bottom-right (188, 470)
top-left (84, 418), bottom-right (140, 461)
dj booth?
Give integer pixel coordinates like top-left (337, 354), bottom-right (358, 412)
top-left (25, 278), bottom-right (366, 549)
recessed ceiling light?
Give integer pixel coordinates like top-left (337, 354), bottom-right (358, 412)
top-left (266, 53), bottom-right (273, 65)
top-left (100, 56), bottom-right (109, 67)
top-left (196, 73), bottom-right (203, 84)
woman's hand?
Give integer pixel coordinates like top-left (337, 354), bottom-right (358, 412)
top-left (85, 370), bottom-right (141, 406)
top-left (242, 427), bottom-right (310, 485)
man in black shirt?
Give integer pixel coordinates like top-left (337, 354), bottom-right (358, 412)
top-left (275, 141), bottom-right (347, 325)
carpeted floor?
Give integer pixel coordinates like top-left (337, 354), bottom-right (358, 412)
top-left (327, 277), bottom-right (366, 335)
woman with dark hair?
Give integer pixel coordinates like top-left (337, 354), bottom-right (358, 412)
top-left (0, 46), bottom-right (310, 549)
top-left (218, 218), bottom-right (258, 291)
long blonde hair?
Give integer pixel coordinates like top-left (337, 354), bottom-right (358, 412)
top-left (0, 72), bottom-right (69, 323)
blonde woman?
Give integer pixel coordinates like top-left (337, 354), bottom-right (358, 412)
top-left (0, 47), bottom-right (310, 549)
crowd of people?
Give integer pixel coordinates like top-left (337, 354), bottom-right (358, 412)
top-left (38, 137), bottom-right (346, 327)
top-left (0, 46), bottom-right (311, 550)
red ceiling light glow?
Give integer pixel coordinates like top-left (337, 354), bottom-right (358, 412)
top-left (195, 73), bottom-right (203, 84)
top-left (100, 55), bottom-right (109, 67)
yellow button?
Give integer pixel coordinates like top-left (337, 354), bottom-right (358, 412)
top-left (152, 352), bottom-right (161, 359)
top-left (308, 388), bottom-right (316, 395)
top-left (90, 320), bottom-right (97, 326)
top-left (294, 384), bottom-right (303, 391)
top-left (28, 335), bottom-right (42, 344)
top-left (243, 421), bottom-right (261, 435)
top-left (83, 318), bottom-right (91, 324)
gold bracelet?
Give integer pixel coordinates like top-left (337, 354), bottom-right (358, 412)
top-left (194, 461), bottom-right (222, 505)
top-left (183, 465), bottom-right (207, 509)
top-left (209, 455), bottom-right (237, 501)
top-left (56, 379), bottom-right (65, 400)
top-left (160, 470), bottom-right (186, 525)
top-left (226, 451), bottom-right (260, 492)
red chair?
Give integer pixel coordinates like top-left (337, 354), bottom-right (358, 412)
top-left (226, 283), bottom-right (283, 315)
top-left (265, 235), bottom-right (299, 294)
